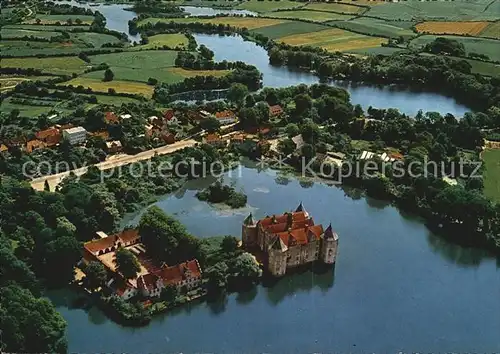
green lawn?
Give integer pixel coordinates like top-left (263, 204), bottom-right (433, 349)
top-left (304, 2), bottom-right (365, 14)
top-left (70, 32), bottom-right (122, 47)
top-left (26, 14), bottom-right (94, 24)
top-left (132, 33), bottom-right (189, 50)
top-left (1, 28), bottom-right (61, 39)
top-left (251, 21), bottom-right (328, 39)
top-left (265, 10), bottom-right (353, 22)
top-left (483, 149), bottom-right (500, 202)
top-left (1, 56), bottom-right (89, 75)
top-left (0, 40), bottom-right (90, 56)
top-left (88, 50), bottom-right (179, 68)
top-left (410, 35), bottom-right (500, 62)
top-left (2, 24), bottom-right (89, 31)
top-left (236, 0), bottom-right (304, 13)
top-left (332, 17), bottom-right (416, 39)
top-left (365, 0), bottom-right (499, 21)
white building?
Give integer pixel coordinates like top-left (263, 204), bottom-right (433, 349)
top-left (62, 126), bottom-right (87, 145)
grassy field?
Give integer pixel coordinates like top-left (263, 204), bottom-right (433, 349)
top-left (415, 21), bottom-right (490, 36)
top-left (2, 24), bottom-right (89, 31)
top-left (1, 56), bottom-right (89, 75)
top-left (133, 33), bottom-right (189, 50)
top-left (236, 0), bottom-right (304, 13)
top-left (138, 16), bottom-right (288, 29)
top-left (1, 28), bottom-right (61, 39)
top-left (89, 50), bottom-right (179, 68)
top-left (304, 2), bottom-right (365, 14)
top-left (0, 76), bottom-right (55, 93)
top-left (1, 97), bottom-right (60, 117)
top-left (82, 67), bottom-right (230, 84)
top-left (25, 14), bottom-right (94, 25)
top-left (365, 0), bottom-right (499, 21)
top-left (347, 46), bottom-right (408, 56)
top-left (482, 149), bottom-right (500, 202)
top-left (265, 10), bottom-right (353, 22)
top-left (60, 77), bottom-right (154, 97)
top-left (1, 42), bottom-right (90, 56)
top-left (332, 17), bottom-right (416, 39)
top-left (410, 35), bottom-right (500, 61)
top-left (69, 32), bottom-right (122, 47)
top-left (250, 21), bottom-right (328, 39)
top-left (480, 21), bottom-right (500, 39)
top-left (279, 27), bottom-right (387, 52)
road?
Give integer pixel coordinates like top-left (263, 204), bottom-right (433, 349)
top-left (30, 139), bottom-right (197, 191)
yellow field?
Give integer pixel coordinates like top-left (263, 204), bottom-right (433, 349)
top-left (139, 17), bottom-right (287, 30)
top-left (480, 22), bottom-right (500, 39)
top-left (169, 67), bottom-right (231, 78)
top-left (416, 21), bottom-right (490, 35)
top-left (1, 57), bottom-right (88, 75)
top-left (134, 33), bottom-right (189, 50)
top-left (279, 28), bottom-right (387, 52)
top-left (61, 78), bottom-right (154, 97)
top-left (304, 2), bottom-right (365, 14)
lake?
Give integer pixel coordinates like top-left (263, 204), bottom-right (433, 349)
top-left (53, 163), bottom-right (500, 353)
top-left (193, 33), bottom-right (471, 117)
top-left (63, 1), bottom-right (470, 116)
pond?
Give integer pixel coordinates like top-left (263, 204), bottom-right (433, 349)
top-left (193, 33), bottom-right (471, 117)
top-left (181, 6), bottom-right (258, 17)
top-left (53, 163), bottom-right (500, 353)
top-left (57, 0), bottom-right (141, 42)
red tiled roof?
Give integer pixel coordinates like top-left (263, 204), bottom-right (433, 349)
top-left (105, 112), bottom-right (119, 124)
top-left (84, 235), bottom-right (119, 254)
top-left (26, 140), bottom-right (46, 153)
top-left (215, 110), bottom-right (235, 119)
top-left (154, 259), bottom-right (202, 286)
top-left (389, 152), bottom-right (404, 160)
top-left (137, 273), bottom-right (158, 292)
top-left (163, 109), bottom-right (175, 120)
top-left (269, 105), bottom-right (283, 116)
top-left (118, 229), bottom-right (139, 244)
top-left (36, 127), bottom-right (60, 141)
top-left (205, 133), bottom-right (221, 142)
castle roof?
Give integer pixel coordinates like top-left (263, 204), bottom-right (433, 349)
top-left (270, 236), bottom-right (288, 252)
top-left (324, 224), bottom-right (339, 241)
top-left (243, 213), bottom-right (255, 225)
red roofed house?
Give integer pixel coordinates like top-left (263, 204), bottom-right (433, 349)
top-left (242, 202), bottom-right (339, 277)
top-left (26, 140), bottom-right (47, 154)
top-left (35, 127), bottom-right (61, 147)
top-left (163, 109), bottom-right (178, 125)
top-left (204, 133), bottom-right (225, 147)
top-left (269, 105), bottom-right (283, 117)
top-left (137, 260), bottom-right (202, 298)
top-left (105, 111), bottom-right (120, 125)
top-left (215, 110), bottom-right (237, 125)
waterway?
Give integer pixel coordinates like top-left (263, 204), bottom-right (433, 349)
top-left (52, 163), bottom-right (500, 353)
top-left (63, 1), bottom-right (470, 116)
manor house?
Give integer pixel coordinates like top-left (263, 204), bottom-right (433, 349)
top-left (241, 203), bottom-right (339, 277)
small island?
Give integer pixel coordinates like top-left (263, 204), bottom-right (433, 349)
top-left (196, 179), bottom-right (247, 208)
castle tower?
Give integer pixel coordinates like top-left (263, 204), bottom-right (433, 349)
top-left (268, 236), bottom-right (288, 277)
top-left (320, 223), bottom-right (339, 264)
top-left (242, 213), bottom-right (258, 248)
top-left (296, 201), bottom-right (309, 218)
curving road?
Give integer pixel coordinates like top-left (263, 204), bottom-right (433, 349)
top-left (30, 139), bottom-right (197, 191)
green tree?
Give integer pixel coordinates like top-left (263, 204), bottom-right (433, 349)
top-left (205, 261), bottom-right (228, 293)
top-left (286, 123), bottom-right (300, 138)
top-left (103, 68), bottom-right (114, 82)
top-left (228, 252), bottom-right (261, 283)
top-left (277, 138), bottom-right (296, 156)
top-left (114, 248), bottom-right (141, 279)
top-left (200, 116), bottom-right (221, 133)
top-left (221, 235), bottom-right (239, 254)
top-left (0, 284), bottom-right (67, 353)
top-left (84, 261), bottom-right (108, 292)
top-left (160, 284), bottom-right (178, 303)
top-left (227, 83), bottom-right (248, 107)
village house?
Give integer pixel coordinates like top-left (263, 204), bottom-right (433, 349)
top-left (199, 110), bottom-right (212, 119)
top-left (360, 150), bottom-right (404, 162)
top-left (163, 109), bottom-right (178, 125)
top-left (137, 260), bottom-right (202, 298)
top-left (62, 126), bottom-right (87, 145)
top-left (242, 203), bottom-right (339, 277)
top-left (269, 104), bottom-right (283, 117)
top-left (215, 110), bottom-right (237, 125)
top-left (35, 127), bottom-right (61, 147)
top-left (82, 229), bottom-right (203, 300)
top-left (25, 139), bottom-right (47, 154)
top-left (105, 140), bottom-right (123, 153)
top-left (230, 133), bottom-right (246, 147)
top-left (204, 133), bottom-right (226, 147)
top-left (105, 111), bottom-right (120, 125)
top-left (160, 131), bottom-right (176, 144)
